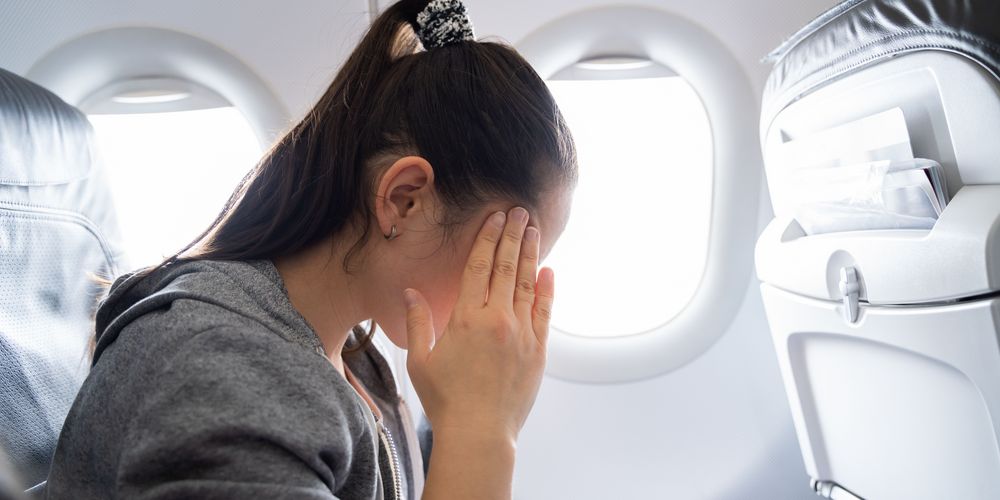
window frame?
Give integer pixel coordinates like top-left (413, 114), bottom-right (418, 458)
top-left (25, 27), bottom-right (287, 149)
top-left (517, 6), bottom-right (762, 383)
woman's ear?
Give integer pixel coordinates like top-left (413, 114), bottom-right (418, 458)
top-left (374, 156), bottom-right (435, 239)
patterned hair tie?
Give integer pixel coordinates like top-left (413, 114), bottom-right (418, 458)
top-left (416, 0), bottom-right (476, 49)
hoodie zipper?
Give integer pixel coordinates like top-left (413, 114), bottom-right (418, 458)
top-left (341, 352), bottom-right (404, 500)
top-left (377, 419), bottom-right (403, 500)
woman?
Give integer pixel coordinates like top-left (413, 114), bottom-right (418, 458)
top-left (45, 0), bottom-right (577, 498)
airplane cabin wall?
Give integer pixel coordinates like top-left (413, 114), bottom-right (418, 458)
top-left (0, 1), bottom-right (836, 498)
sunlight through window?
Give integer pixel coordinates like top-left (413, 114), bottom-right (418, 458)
top-left (88, 107), bottom-right (261, 268)
top-left (544, 75), bottom-right (713, 338)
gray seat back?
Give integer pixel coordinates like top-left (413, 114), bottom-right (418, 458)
top-left (0, 67), bottom-right (125, 488)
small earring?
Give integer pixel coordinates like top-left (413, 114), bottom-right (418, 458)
top-left (385, 224), bottom-right (399, 241)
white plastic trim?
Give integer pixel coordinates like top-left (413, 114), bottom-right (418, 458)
top-left (25, 27), bottom-right (288, 149)
top-left (80, 77), bottom-right (230, 115)
top-left (517, 6), bottom-right (761, 383)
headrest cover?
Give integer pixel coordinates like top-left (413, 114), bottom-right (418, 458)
top-left (762, 0), bottom-right (1000, 127)
top-left (0, 68), bottom-right (96, 186)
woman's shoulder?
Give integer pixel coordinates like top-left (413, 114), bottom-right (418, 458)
top-left (96, 257), bottom-right (328, 366)
top-left (147, 324), bottom-right (367, 428)
top-left (96, 255), bottom-right (358, 414)
top-left (55, 286), bottom-right (377, 498)
top-left (94, 256), bottom-right (371, 436)
top-left (74, 324), bottom-right (379, 498)
top-left (89, 256), bottom-right (381, 474)
top-left (107, 306), bottom-right (368, 433)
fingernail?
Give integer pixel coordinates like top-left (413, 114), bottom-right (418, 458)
top-left (525, 227), bottom-right (539, 242)
top-left (511, 207), bottom-right (528, 222)
top-left (490, 211), bottom-right (506, 227)
top-left (403, 289), bottom-right (418, 308)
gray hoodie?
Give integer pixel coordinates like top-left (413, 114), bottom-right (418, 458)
top-left (45, 259), bottom-right (424, 500)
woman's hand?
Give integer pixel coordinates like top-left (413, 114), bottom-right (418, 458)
top-left (404, 206), bottom-right (554, 443)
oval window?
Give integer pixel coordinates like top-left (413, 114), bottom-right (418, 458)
top-left (544, 58), bottom-right (713, 338)
top-left (519, 6), bottom-right (760, 382)
top-left (84, 78), bottom-right (261, 268)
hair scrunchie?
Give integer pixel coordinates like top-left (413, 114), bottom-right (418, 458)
top-left (416, 0), bottom-right (476, 49)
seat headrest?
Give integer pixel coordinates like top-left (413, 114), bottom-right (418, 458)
top-left (0, 68), bottom-right (97, 186)
top-left (762, 0), bottom-right (1000, 127)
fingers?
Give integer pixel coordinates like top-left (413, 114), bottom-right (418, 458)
top-left (457, 211), bottom-right (507, 307)
top-left (404, 288), bottom-right (435, 367)
top-left (532, 267), bottom-right (555, 345)
top-left (488, 207), bottom-right (529, 308)
top-left (513, 226), bottom-right (540, 319)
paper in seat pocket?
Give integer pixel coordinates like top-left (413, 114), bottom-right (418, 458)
top-left (783, 158), bottom-right (949, 235)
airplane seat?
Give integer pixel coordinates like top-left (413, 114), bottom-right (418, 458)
top-left (755, 1), bottom-right (1000, 499)
top-left (0, 67), bottom-right (125, 489)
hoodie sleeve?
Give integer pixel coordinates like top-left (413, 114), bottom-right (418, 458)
top-left (114, 326), bottom-right (375, 499)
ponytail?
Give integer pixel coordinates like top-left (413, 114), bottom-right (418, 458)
top-left (108, 0), bottom-right (577, 352)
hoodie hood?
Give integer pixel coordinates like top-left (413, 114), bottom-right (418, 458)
top-left (51, 257), bottom-right (423, 500)
top-left (93, 259), bottom-right (326, 364)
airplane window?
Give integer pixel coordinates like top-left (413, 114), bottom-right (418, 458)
top-left (544, 59), bottom-right (713, 338)
top-left (519, 7), bottom-right (758, 381)
top-left (86, 79), bottom-right (261, 267)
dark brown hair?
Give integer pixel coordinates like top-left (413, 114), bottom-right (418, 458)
top-left (117, 0), bottom-right (577, 349)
